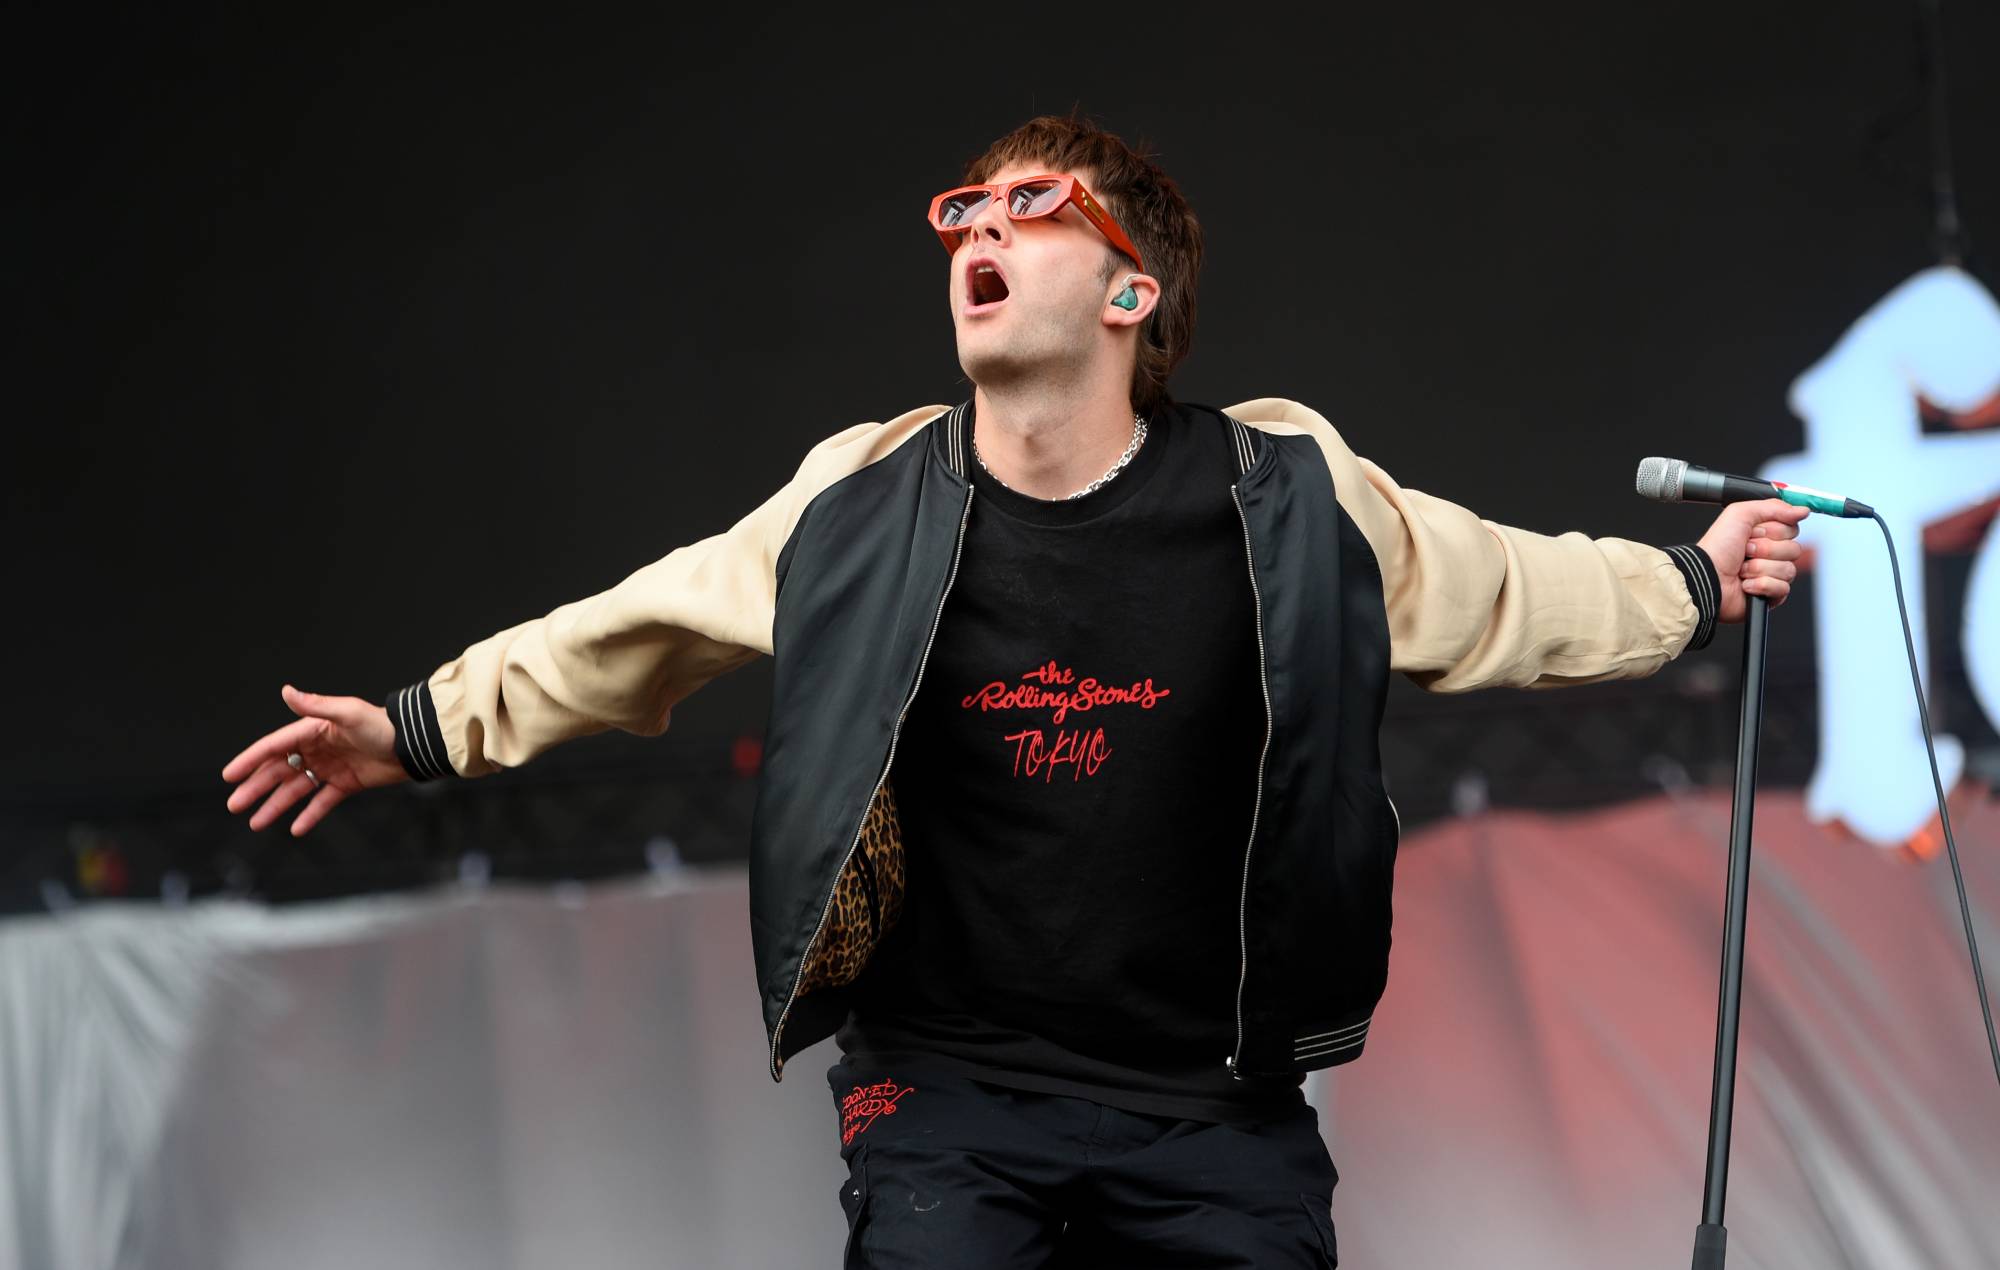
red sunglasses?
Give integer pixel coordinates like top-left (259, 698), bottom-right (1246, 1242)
top-left (927, 174), bottom-right (1145, 273)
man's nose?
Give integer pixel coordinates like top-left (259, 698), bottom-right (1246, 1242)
top-left (964, 195), bottom-right (1011, 247)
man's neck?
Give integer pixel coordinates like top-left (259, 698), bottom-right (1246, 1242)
top-left (972, 377), bottom-right (1140, 500)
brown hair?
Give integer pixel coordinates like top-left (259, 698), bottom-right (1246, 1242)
top-left (963, 112), bottom-right (1203, 418)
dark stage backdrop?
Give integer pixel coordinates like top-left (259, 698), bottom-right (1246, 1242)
top-left (14, 5), bottom-right (1999, 829)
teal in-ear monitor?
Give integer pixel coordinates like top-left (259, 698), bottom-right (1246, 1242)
top-left (1111, 283), bottom-right (1139, 310)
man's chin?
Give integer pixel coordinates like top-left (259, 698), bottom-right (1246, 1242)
top-left (957, 321), bottom-right (1089, 391)
top-left (957, 344), bottom-right (1034, 392)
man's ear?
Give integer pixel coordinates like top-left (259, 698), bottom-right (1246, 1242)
top-left (1104, 273), bottom-right (1161, 327)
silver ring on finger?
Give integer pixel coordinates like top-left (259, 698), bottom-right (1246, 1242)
top-left (287, 752), bottom-right (303, 771)
top-left (304, 769), bottom-right (322, 789)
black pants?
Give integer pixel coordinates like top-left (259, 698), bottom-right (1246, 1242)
top-left (826, 1055), bottom-right (1340, 1268)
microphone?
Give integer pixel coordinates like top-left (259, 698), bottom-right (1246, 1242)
top-left (1635, 457), bottom-right (1874, 518)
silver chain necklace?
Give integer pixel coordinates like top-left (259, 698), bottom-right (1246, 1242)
top-left (973, 413), bottom-right (1149, 500)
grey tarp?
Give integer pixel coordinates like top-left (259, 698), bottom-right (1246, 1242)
top-left (2, 787), bottom-right (1994, 1269)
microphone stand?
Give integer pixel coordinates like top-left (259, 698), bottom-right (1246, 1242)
top-left (1690, 592), bottom-right (1768, 1270)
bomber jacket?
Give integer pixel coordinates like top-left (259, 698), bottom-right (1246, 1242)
top-left (384, 397), bottom-right (1721, 1082)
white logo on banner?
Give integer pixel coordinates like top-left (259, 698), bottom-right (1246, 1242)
top-left (1759, 266), bottom-right (2000, 847)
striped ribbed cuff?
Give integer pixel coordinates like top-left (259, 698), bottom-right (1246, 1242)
top-left (1663, 543), bottom-right (1720, 652)
top-left (385, 679), bottom-right (453, 781)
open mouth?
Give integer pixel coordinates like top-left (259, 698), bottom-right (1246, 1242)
top-left (968, 262), bottom-right (1010, 308)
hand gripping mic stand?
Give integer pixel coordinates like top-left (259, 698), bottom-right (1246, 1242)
top-left (1688, 592), bottom-right (1768, 1270)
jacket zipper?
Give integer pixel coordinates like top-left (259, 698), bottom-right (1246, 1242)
top-left (768, 484), bottom-right (976, 1079)
top-left (1226, 484), bottom-right (1275, 1078)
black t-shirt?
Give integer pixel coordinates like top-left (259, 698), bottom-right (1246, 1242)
top-left (836, 402), bottom-right (1307, 1124)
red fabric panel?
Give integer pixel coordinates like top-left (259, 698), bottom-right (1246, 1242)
top-left (1326, 786), bottom-right (2000, 1269)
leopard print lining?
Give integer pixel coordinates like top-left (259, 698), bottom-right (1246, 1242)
top-left (796, 781), bottom-right (906, 997)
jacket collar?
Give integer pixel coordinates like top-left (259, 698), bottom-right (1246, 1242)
top-left (926, 401), bottom-right (972, 483)
top-left (927, 398), bottom-right (1266, 485)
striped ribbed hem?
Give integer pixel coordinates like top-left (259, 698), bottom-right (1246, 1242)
top-left (1663, 543), bottom-right (1720, 652)
top-left (1292, 1018), bottom-right (1370, 1063)
top-left (386, 679), bottom-right (453, 781)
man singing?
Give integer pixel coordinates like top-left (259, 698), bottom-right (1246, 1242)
top-left (223, 113), bottom-right (1805, 1266)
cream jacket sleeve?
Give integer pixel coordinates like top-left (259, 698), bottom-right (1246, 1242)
top-left (1229, 398), bottom-right (1717, 693)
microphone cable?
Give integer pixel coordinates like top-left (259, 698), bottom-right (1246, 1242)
top-left (1866, 508), bottom-right (2000, 1092)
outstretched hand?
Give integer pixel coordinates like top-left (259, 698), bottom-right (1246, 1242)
top-left (1697, 498), bottom-right (1810, 624)
top-left (222, 685), bottom-right (407, 836)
